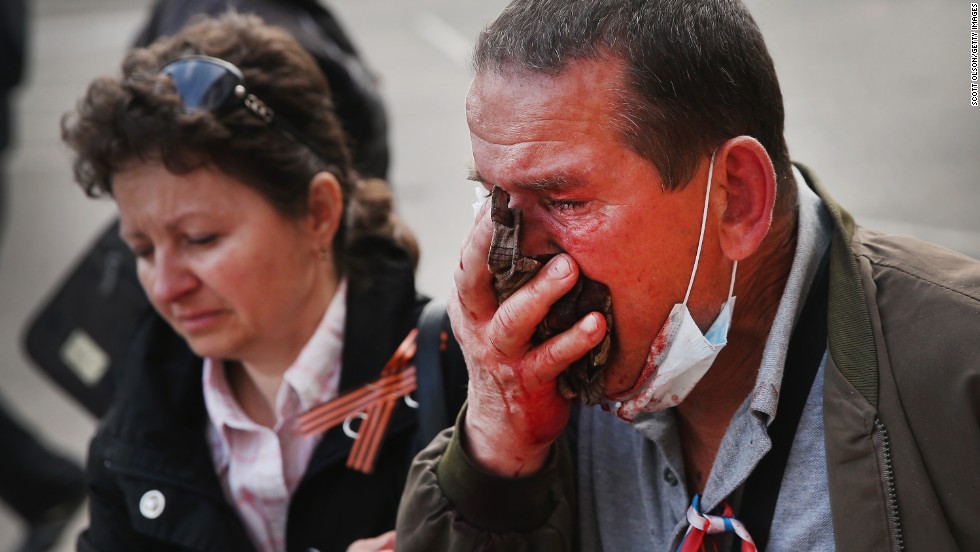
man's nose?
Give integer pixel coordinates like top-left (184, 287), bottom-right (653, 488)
top-left (146, 251), bottom-right (198, 305)
top-left (516, 207), bottom-right (561, 258)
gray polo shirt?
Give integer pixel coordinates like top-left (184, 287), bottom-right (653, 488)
top-left (577, 170), bottom-right (835, 551)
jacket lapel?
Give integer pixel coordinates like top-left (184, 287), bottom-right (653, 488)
top-left (795, 162), bottom-right (880, 408)
top-left (796, 163), bottom-right (902, 551)
top-left (303, 237), bottom-right (423, 477)
top-left (106, 314), bottom-right (256, 551)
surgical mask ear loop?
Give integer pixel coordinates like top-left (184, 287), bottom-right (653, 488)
top-left (682, 150), bottom-right (738, 307)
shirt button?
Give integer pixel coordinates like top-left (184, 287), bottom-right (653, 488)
top-left (663, 468), bottom-right (679, 486)
top-left (139, 490), bottom-right (166, 519)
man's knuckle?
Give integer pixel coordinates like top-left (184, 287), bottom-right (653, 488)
top-left (493, 301), bottom-right (521, 334)
top-left (541, 340), bottom-right (566, 367)
top-left (526, 273), bottom-right (550, 298)
top-left (487, 335), bottom-right (507, 358)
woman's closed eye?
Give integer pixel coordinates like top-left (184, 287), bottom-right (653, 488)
top-left (131, 245), bottom-right (154, 259)
top-left (185, 233), bottom-right (219, 247)
top-left (123, 239), bottom-right (153, 259)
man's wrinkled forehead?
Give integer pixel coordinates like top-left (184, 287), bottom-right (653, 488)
top-left (468, 166), bottom-right (587, 194)
top-left (465, 58), bottom-right (638, 192)
top-left (465, 57), bottom-right (629, 137)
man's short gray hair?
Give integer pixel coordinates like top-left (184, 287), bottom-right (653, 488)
top-left (474, 0), bottom-right (793, 199)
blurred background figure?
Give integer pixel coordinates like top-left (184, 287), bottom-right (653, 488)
top-left (0, 405), bottom-right (84, 552)
top-left (134, 0), bottom-right (391, 181)
top-left (1, 0), bottom-right (27, 241)
top-left (0, 1), bottom-right (86, 550)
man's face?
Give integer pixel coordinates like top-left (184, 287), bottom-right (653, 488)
top-left (466, 58), bottom-right (725, 395)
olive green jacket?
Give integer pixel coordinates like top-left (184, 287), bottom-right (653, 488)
top-left (396, 166), bottom-right (980, 551)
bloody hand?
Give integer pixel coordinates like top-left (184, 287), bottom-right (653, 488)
top-left (448, 200), bottom-right (608, 477)
top-left (487, 186), bottom-right (613, 405)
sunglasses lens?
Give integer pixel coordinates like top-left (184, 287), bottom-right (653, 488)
top-left (157, 55), bottom-right (326, 165)
top-left (161, 58), bottom-right (239, 112)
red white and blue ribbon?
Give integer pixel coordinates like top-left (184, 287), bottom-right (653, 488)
top-left (676, 494), bottom-right (757, 552)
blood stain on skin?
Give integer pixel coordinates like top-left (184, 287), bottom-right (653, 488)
top-left (610, 330), bottom-right (669, 399)
top-left (455, 291), bottom-right (480, 321)
top-left (513, 369), bottom-right (547, 436)
top-left (510, 457), bottom-right (528, 478)
top-left (489, 372), bottom-right (513, 414)
top-left (514, 371), bottom-right (535, 419)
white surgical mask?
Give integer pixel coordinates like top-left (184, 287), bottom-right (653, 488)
top-left (606, 150), bottom-right (737, 422)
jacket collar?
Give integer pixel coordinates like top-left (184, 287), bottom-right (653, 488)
top-left (106, 237), bottom-right (422, 483)
top-left (793, 162), bottom-right (880, 408)
top-left (305, 237), bottom-right (423, 475)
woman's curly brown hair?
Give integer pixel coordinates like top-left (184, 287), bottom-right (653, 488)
top-left (62, 12), bottom-right (417, 275)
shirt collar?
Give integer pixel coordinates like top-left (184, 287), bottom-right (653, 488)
top-left (748, 166), bottom-right (833, 422)
top-left (633, 167), bottom-right (833, 434)
top-left (627, 169), bottom-right (834, 515)
top-left (278, 278), bottom-right (347, 414)
top-left (202, 278), bottom-right (348, 449)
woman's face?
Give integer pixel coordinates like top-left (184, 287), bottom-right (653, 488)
top-left (115, 162), bottom-right (339, 371)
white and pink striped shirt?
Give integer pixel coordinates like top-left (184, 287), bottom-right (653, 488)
top-left (202, 279), bottom-right (347, 552)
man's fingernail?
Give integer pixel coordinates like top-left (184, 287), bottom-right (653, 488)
top-left (551, 255), bottom-right (571, 277)
top-left (582, 313), bottom-right (598, 333)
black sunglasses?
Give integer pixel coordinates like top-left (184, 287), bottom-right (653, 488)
top-left (159, 55), bottom-right (328, 164)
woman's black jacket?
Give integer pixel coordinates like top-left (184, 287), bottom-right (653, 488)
top-left (77, 240), bottom-right (467, 552)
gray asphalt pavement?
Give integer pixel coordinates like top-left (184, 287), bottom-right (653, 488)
top-left (0, 0), bottom-right (976, 549)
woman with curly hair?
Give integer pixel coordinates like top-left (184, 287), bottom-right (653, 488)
top-left (62, 12), bottom-right (463, 552)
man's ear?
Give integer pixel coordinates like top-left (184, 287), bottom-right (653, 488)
top-left (712, 136), bottom-right (777, 261)
top-left (307, 171), bottom-right (344, 250)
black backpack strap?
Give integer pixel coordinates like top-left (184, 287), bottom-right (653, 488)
top-left (733, 250), bottom-right (831, 551)
top-left (413, 300), bottom-right (450, 452)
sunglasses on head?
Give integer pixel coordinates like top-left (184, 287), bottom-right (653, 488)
top-left (159, 55), bottom-right (328, 165)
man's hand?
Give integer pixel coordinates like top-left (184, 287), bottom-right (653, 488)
top-left (346, 530), bottom-right (395, 552)
top-left (449, 203), bottom-right (608, 477)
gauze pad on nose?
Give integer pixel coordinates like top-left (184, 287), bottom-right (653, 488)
top-left (486, 186), bottom-right (614, 405)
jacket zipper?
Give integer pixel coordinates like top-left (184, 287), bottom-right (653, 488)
top-left (873, 417), bottom-right (904, 551)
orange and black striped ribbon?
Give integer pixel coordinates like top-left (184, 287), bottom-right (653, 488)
top-left (297, 329), bottom-right (419, 474)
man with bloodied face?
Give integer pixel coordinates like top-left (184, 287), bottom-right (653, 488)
top-left (396, 1), bottom-right (980, 550)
